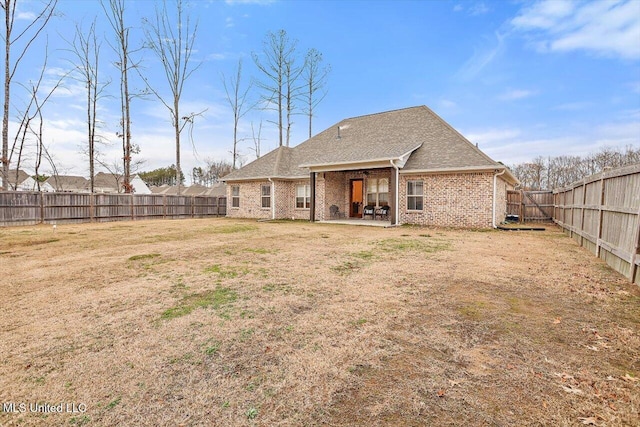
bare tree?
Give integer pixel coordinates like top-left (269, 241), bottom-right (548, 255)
top-left (141, 0), bottom-right (201, 195)
top-left (205, 157), bottom-right (232, 183)
top-left (301, 48), bottom-right (330, 138)
top-left (101, 0), bottom-right (138, 193)
top-left (1, 0), bottom-right (57, 190)
top-left (64, 20), bottom-right (109, 193)
top-left (250, 120), bottom-right (263, 159)
top-left (511, 145), bottom-right (640, 189)
top-left (9, 45), bottom-right (65, 191)
top-left (253, 29), bottom-right (301, 147)
top-left (221, 58), bottom-right (253, 169)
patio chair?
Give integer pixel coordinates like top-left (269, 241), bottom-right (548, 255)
top-left (375, 205), bottom-right (390, 220)
top-left (363, 205), bottom-right (375, 219)
top-left (329, 205), bottom-right (343, 219)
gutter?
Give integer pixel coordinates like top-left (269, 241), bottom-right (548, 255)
top-left (390, 160), bottom-right (400, 226)
top-left (268, 177), bottom-right (275, 220)
top-left (493, 169), bottom-right (506, 228)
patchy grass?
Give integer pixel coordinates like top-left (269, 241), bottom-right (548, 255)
top-left (0, 219), bottom-right (638, 426)
top-left (377, 236), bottom-right (451, 253)
top-left (127, 253), bottom-right (161, 261)
top-left (204, 264), bottom-right (250, 278)
top-left (161, 287), bottom-right (238, 320)
top-left (213, 224), bottom-right (258, 234)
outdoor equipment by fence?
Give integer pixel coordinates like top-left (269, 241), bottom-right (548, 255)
top-left (553, 164), bottom-right (640, 285)
top-left (0, 192), bottom-right (226, 226)
top-left (507, 190), bottom-right (554, 222)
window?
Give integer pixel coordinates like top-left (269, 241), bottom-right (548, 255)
top-left (261, 184), bottom-right (271, 208)
top-left (296, 184), bottom-right (310, 209)
top-left (407, 180), bottom-right (423, 210)
top-left (231, 186), bottom-right (240, 208)
top-left (366, 178), bottom-right (389, 207)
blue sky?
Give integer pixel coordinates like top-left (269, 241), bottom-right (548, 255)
top-left (10, 0), bottom-right (640, 180)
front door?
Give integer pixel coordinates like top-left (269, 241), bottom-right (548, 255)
top-left (350, 179), bottom-right (363, 218)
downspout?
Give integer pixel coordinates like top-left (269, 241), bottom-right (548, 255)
top-left (390, 160), bottom-right (400, 226)
top-left (493, 169), bottom-right (506, 228)
top-left (268, 178), bottom-right (275, 220)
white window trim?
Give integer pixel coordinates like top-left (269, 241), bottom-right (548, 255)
top-left (296, 184), bottom-right (311, 209)
top-left (261, 184), bottom-right (271, 209)
top-left (406, 180), bottom-right (424, 211)
top-left (366, 178), bottom-right (389, 207)
top-left (231, 185), bottom-right (240, 208)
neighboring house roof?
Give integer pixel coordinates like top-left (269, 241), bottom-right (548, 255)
top-left (93, 172), bottom-right (121, 191)
top-left (223, 106), bottom-right (518, 184)
top-left (3, 169), bottom-right (32, 189)
top-left (182, 184), bottom-right (208, 196)
top-left (149, 183), bottom-right (225, 196)
top-left (205, 182), bottom-right (226, 197)
top-left (44, 175), bottom-right (89, 192)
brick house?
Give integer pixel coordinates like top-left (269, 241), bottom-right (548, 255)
top-left (223, 106), bottom-right (518, 228)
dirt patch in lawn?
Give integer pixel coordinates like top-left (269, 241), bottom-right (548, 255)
top-left (0, 219), bottom-right (638, 426)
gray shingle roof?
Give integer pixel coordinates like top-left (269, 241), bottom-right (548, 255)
top-left (224, 106), bottom-right (515, 182)
top-left (45, 175), bottom-right (89, 192)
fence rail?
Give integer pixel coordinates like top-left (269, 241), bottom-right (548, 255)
top-left (553, 163), bottom-right (640, 285)
top-left (0, 192), bottom-right (226, 226)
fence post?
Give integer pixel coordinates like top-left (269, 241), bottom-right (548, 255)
top-left (519, 190), bottom-right (524, 222)
top-left (595, 174), bottom-right (605, 258)
top-left (39, 192), bottom-right (44, 224)
top-left (163, 195), bottom-right (167, 219)
top-left (131, 193), bottom-right (135, 221)
top-left (580, 181), bottom-right (587, 247)
top-left (90, 193), bottom-right (95, 222)
top-left (631, 206), bottom-right (640, 283)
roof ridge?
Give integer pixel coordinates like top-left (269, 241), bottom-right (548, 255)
top-left (272, 145), bottom-right (289, 176)
top-left (343, 105), bottom-right (426, 121)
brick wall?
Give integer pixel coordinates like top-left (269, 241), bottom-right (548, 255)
top-left (228, 170), bottom-right (509, 228)
top-left (225, 180), bottom-right (272, 219)
top-left (399, 172), bottom-right (496, 228)
top-left (494, 175), bottom-right (513, 226)
top-left (226, 179), bottom-right (313, 220)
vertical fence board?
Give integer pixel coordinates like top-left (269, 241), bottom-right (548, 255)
top-left (0, 192), bottom-right (227, 227)
top-left (554, 164), bottom-right (640, 284)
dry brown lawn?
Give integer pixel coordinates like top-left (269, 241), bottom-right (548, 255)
top-left (0, 218), bottom-right (638, 426)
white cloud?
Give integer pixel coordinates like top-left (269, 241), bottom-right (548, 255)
top-left (455, 31), bottom-right (506, 81)
top-left (511, 0), bottom-right (574, 29)
top-left (453, 2), bottom-right (489, 15)
top-left (439, 99), bottom-right (458, 109)
top-left (512, 0), bottom-right (640, 59)
top-left (552, 101), bottom-right (593, 111)
top-left (466, 128), bottom-right (522, 146)
top-left (469, 2), bottom-right (489, 16)
top-left (206, 53), bottom-right (226, 61)
top-left (225, 0), bottom-right (275, 5)
top-left (225, 17), bottom-right (234, 28)
top-left (498, 89), bottom-right (538, 101)
top-left (465, 115), bottom-right (640, 165)
top-left (16, 11), bottom-right (36, 20)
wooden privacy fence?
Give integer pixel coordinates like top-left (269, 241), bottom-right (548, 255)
top-left (0, 192), bottom-right (227, 226)
top-left (553, 163), bottom-right (640, 285)
top-left (507, 190), bottom-right (554, 222)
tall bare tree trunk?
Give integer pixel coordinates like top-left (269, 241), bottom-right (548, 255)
top-left (1, 0), bottom-right (56, 190)
top-left (2, 0), bottom-right (11, 190)
top-left (141, 0), bottom-right (200, 196)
